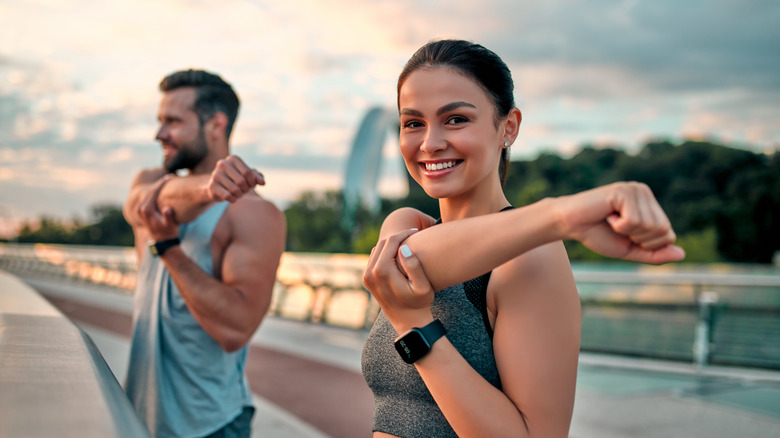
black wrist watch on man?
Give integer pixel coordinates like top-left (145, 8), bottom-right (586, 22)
top-left (149, 237), bottom-right (180, 257)
top-left (394, 319), bottom-right (447, 364)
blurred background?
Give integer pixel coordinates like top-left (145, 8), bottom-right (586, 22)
top-left (1, 1), bottom-right (779, 437)
top-left (1, 0), bottom-right (779, 249)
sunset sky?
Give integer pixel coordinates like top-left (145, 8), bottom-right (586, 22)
top-left (1, 0), bottom-right (778, 236)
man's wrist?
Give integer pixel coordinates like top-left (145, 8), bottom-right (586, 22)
top-left (149, 237), bottom-right (180, 257)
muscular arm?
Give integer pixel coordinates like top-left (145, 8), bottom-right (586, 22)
top-left (123, 157), bottom-right (265, 231)
top-left (124, 159), bottom-right (282, 352)
top-left (159, 197), bottom-right (286, 352)
top-left (124, 169), bottom-right (211, 229)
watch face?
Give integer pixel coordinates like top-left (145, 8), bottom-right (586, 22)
top-left (394, 329), bottom-right (430, 364)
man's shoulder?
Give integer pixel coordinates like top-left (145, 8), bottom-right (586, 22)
top-left (217, 194), bottom-right (285, 252)
top-left (225, 193), bottom-right (285, 227)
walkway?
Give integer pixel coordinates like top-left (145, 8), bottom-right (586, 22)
top-left (20, 275), bottom-right (780, 438)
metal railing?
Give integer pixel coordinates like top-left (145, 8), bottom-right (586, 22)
top-left (2, 243), bottom-right (779, 369)
top-left (575, 268), bottom-right (780, 369)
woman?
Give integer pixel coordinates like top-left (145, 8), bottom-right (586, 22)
top-left (360, 39), bottom-right (684, 438)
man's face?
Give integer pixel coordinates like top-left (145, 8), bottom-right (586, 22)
top-left (155, 87), bottom-right (208, 172)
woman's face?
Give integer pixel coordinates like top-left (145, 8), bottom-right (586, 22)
top-left (398, 67), bottom-right (505, 201)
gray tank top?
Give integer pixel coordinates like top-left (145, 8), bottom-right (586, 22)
top-left (125, 202), bottom-right (253, 438)
top-left (361, 274), bottom-right (502, 437)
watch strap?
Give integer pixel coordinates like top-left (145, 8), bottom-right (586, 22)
top-left (149, 237), bottom-right (180, 256)
top-left (418, 319), bottom-right (446, 345)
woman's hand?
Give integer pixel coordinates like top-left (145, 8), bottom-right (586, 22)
top-left (557, 182), bottom-right (686, 264)
top-left (363, 228), bottom-right (436, 332)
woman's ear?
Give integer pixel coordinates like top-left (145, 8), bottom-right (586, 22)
top-left (502, 108), bottom-right (522, 146)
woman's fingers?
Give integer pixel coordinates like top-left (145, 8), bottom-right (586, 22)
top-left (624, 244), bottom-right (686, 265)
top-left (398, 244), bottom-right (434, 297)
top-left (364, 229), bottom-right (415, 287)
top-left (363, 228), bottom-right (434, 309)
top-left (607, 183), bottom-right (677, 249)
top-left (575, 182), bottom-right (686, 265)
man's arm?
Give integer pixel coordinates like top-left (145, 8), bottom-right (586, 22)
top-left (158, 197), bottom-right (286, 352)
top-left (130, 160), bottom-right (284, 352)
top-left (124, 156), bottom-right (264, 230)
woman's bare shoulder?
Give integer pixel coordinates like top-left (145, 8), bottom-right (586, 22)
top-left (379, 208), bottom-right (437, 239)
top-left (490, 241), bottom-right (576, 305)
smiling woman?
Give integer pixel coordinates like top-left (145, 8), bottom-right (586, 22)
top-left (360, 39), bottom-right (685, 438)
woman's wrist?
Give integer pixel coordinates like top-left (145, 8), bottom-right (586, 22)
top-left (524, 196), bottom-right (569, 244)
top-left (386, 309), bottom-right (435, 334)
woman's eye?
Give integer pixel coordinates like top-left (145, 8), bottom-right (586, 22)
top-left (446, 115), bottom-right (469, 125)
top-left (403, 120), bottom-right (423, 129)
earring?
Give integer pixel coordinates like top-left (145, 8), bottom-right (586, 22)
top-left (504, 141), bottom-right (510, 147)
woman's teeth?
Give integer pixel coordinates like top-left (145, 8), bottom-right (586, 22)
top-left (425, 161), bottom-right (456, 171)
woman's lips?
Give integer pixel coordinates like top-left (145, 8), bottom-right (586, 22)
top-left (419, 160), bottom-right (462, 177)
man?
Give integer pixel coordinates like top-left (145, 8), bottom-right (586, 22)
top-left (123, 69), bottom-right (286, 438)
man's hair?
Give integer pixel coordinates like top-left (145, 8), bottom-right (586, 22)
top-left (159, 69), bottom-right (240, 140)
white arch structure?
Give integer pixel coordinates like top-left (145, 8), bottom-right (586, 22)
top-left (342, 106), bottom-right (402, 228)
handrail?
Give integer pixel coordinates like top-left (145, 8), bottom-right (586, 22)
top-left (0, 269), bottom-right (150, 437)
top-left (574, 270), bottom-right (780, 287)
top-left (2, 243), bottom-right (779, 369)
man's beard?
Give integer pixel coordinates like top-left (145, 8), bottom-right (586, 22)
top-left (163, 130), bottom-right (209, 172)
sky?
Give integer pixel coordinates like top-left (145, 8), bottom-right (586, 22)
top-left (1, 0), bottom-right (779, 236)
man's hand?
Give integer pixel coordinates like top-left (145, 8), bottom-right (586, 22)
top-left (207, 155), bottom-right (265, 203)
top-left (138, 174), bottom-right (180, 241)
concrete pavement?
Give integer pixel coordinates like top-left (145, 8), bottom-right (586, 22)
top-left (20, 275), bottom-right (780, 438)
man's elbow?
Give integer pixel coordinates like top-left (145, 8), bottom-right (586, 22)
top-left (216, 323), bottom-right (261, 353)
top-left (218, 333), bottom-right (251, 353)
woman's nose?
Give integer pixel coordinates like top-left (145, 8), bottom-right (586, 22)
top-left (420, 128), bottom-right (447, 154)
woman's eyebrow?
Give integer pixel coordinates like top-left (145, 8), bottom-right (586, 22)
top-left (400, 101), bottom-right (477, 118)
top-left (400, 108), bottom-right (423, 117)
top-left (437, 101), bottom-right (476, 116)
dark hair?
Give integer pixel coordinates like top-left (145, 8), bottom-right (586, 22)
top-left (398, 39), bottom-right (515, 185)
top-left (159, 69), bottom-right (240, 140)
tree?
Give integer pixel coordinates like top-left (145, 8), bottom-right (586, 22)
top-left (14, 204), bottom-right (133, 246)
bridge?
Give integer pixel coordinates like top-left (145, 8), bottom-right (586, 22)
top-left (2, 243), bottom-right (780, 437)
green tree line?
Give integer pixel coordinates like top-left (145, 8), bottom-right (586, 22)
top-left (10, 204), bottom-right (135, 247)
top-left (7, 140), bottom-right (779, 263)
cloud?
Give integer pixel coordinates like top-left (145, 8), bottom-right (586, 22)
top-left (1, 0), bottom-right (779, 227)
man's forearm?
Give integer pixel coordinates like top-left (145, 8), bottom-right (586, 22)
top-left (158, 174), bottom-right (214, 224)
top-left (159, 246), bottom-right (253, 351)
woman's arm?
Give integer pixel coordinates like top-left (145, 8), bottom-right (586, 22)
top-left (383, 182), bottom-right (684, 293)
top-left (365, 235), bottom-right (580, 437)
top-left (417, 243), bottom-right (580, 437)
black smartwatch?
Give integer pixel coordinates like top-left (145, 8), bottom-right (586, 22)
top-left (149, 237), bottom-right (180, 257)
top-left (394, 319), bottom-right (447, 364)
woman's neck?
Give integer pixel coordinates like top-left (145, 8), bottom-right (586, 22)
top-left (438, 190), bottom-right (510, 223)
